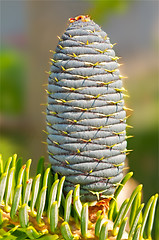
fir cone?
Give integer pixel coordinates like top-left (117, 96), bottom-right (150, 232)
top-left (47, 15), bottom-right (127, 202)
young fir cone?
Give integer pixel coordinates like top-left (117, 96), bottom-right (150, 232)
top-left (47, 15), bottom-right (127, 202)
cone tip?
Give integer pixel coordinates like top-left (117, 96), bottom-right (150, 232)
top-left (69, 15), bottom-right (90, 23)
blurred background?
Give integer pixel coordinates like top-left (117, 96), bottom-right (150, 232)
top-left (0, 0), bottom-right (158, 208)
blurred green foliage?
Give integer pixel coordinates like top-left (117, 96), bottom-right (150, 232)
top-left (0, 47), bottom-right (27, 163)
top-left (0, 47), bottom-right (26, 116)
top-left (88, 0), bottom-right (129, 23)
top-left (0, 133), bottom-right (28, 164)
top-left (126, 70), bottom-right (159, 204)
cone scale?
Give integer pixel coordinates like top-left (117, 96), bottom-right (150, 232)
top-left (47, 15), bottom-right (127, 202)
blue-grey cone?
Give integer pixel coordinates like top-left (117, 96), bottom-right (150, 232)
top-left (47, 15), bottom-right (127, 202)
